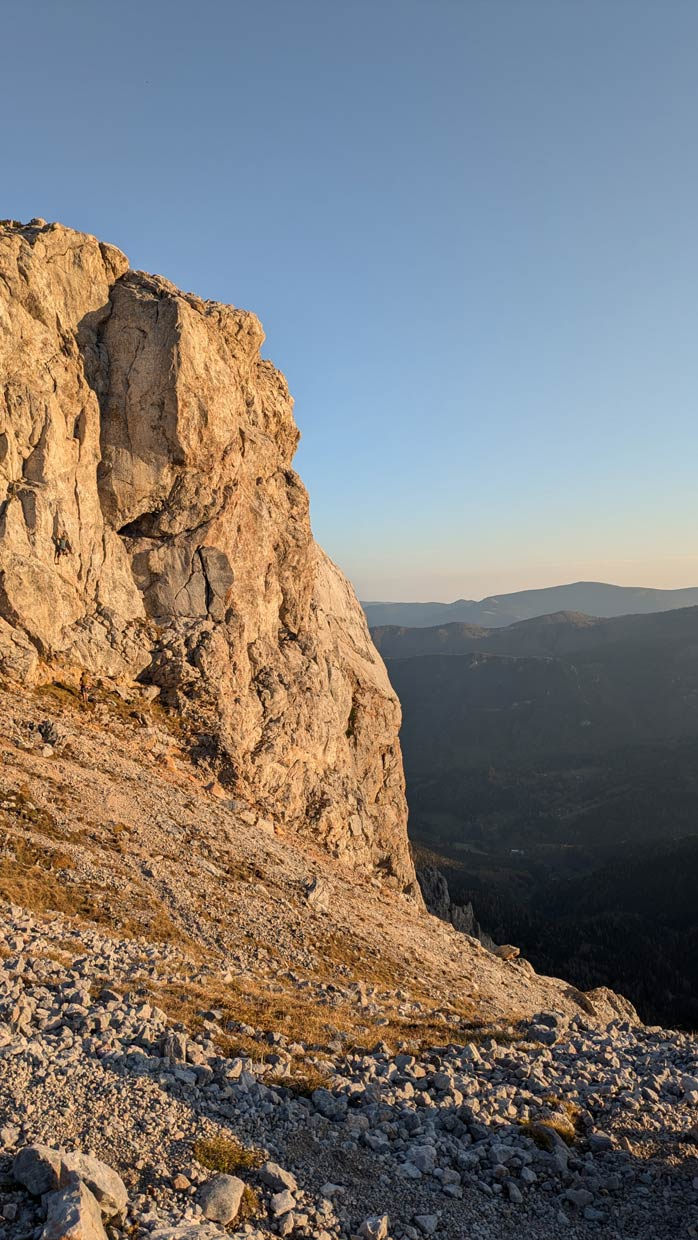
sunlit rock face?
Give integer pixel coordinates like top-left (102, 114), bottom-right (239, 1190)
top-left (0, 220), bottom-right (415, 890)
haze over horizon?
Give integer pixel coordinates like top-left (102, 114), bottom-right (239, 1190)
top-left (3, 0), bottom-right (697, 602)
top-left (360, 568), bottom-right (698, 606)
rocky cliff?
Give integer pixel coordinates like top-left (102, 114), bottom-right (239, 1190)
top-left (0, 218), bottom-right (413, 888)
top-left (416, 865), bottom-right (495, 950)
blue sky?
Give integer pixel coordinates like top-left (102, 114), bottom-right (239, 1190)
top-left (3, 0), bottom-right (697, 600)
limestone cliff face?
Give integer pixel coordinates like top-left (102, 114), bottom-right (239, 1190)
top-left (0, 219), bottom-right (414, 889)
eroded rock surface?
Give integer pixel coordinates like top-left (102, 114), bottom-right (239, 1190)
top-left (0, 219), bottom-right (412, 887)
top-left (416, 865), bottom-right (494, 950)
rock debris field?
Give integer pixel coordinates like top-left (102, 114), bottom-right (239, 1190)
top-left (1, 908), bottom-right (696, 1240)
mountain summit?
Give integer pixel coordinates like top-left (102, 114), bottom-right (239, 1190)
top-left (0, 219), bottom-right (412, 888)
top-left (363, 580), bottom-right (698, 629)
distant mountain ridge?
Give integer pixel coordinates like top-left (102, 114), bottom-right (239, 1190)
top-left (372, 603), bottom-right (698, 660)
top-left (362, 580), bottom-right (698, 628)
top-left (377, 604), bottom-right (698, 774)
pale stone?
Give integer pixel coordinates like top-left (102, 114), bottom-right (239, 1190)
top-left (198, 1173), bottom-right (245, 1224)
top-left (42, 1176), bottom-right (107, 1240)
top-left (0, 616), bottom-right (39, 681)
top-left (359, 1217), bottom-right (390, 1240)
top-left (61, 1151), bottom-right (128, 1219)
top-left (259, 1161), bottom-right (298, 1192)
top-left (493, 944), bottom-right (520, 961)
top-left (13, 1144), bottom-right (63, 1196)
top-left (271, 1188), bottom-right (296, 1215)
top-left (0, 220), bottom-right (415, 889)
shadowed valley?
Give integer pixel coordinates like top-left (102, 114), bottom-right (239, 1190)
top-left (373, 607), bottom-right (698, 1027)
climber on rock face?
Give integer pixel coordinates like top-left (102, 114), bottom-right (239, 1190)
top-left (79, 670), bottom-right (91, 705)
top-left (53, 530), bottom-right (72, 562)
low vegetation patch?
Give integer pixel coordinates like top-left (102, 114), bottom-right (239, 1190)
top-left (0, 782), bottom-right (62, 838)
top-left (193, 1134), bottom-right (264, 1174)
top-left (0, 832), bottom-right (103, 921)
top-left (150, 971), bottom-right (482, 1059)
top-left (239, 1184), bottom-right (262, 1221)
top-left (265, 1062), bottom-right (333, 1097)
top-left (519, 1118), bottom-right (574, 1149)
top-left (126, 903), bottom-right (192, 947)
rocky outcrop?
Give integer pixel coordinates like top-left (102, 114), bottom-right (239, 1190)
top-left (0, 219), bottom-right (413, 888)
top-left (13, 1144), bottom-right (127, 1240)
top-left (417, 865), bottom-right (494, 948)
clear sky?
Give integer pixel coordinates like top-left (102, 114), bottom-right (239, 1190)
top-left (2, 0), bottom-right (697, 601)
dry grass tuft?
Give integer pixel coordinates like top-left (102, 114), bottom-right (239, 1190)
top-left (130, 904), bottom-right (192, 947)
top-left (192, 1134), bottom-right (264, 1174)
top-left (214, 1032), bottom-right (269, 1060)
top-left (0, 783), bottom-right (62, 837)
top-left (239, 1184), bottom-right (262, 1221)
top-left (149, 971), bottom-right (481, 1059)
top-left (0, 833), bottom-right (106, 922)
top-left (0, 824), bottom-right (191, 951)
top-left (265, 1062), bottom-right (333, 1097)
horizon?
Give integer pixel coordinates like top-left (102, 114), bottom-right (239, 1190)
top-left (2, 1), bottom-right (697, 600)
top-left (360, 574), bottom-right (698, 606)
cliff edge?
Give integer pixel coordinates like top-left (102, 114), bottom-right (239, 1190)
top-left (0, 219), bottom-right (413, 889)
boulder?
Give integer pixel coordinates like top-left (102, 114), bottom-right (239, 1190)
top-left (61, 1152), bottom-right (128, 1219)
top-left (198, 1174), bottom-right (245, 1225)
top-left (42, 1176), bottom-right (106, 1240)
top-left (13, 1144), bottom-right (63, 1196)
top-left (304, 877), bottom-right (331, 912)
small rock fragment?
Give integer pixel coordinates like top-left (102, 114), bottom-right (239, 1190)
top-left (259, 1161), bottom-right (298, 1193)
top-left (359, 1216), bottom-right (390, 1240)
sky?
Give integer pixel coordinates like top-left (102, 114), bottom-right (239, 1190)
top-left (2, 0), bottom-right (697, 601)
